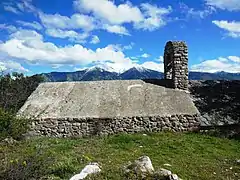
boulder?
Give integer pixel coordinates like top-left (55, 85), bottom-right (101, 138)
top-left (154, 168), bottom-right (172, 179)
top-left (168, 174), bottom-right (179, 180)
top-left (69, 162), bottom-right (101, 180)
top-left (124, 156), bottom-right (154, 178)
top-left (236, 159), bottom-right (240, 164)
top-left (2, 137), bottom-right (17, 144)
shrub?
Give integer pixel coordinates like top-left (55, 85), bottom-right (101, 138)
top-left (1, 150), bottom-right (55, 180)
top-left (0, 108), bottom-right (31, 140)
top-left (0, 72), bottom-right (44, 113)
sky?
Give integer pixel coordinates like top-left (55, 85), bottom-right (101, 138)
top-left (0, 0), bottom-right (239, 75)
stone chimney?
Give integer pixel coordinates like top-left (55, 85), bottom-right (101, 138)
top-left (164, 41), bottom-right (188, 90)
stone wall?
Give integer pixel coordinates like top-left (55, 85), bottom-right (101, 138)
top-left (29, 114), bottom-right (201, 137)
top-left (164, 41), bottom-right (188, 90)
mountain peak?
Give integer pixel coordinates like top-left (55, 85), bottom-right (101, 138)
top-left (84, 65), bottom-right (115, 73)
top-left (132, 65), bottom-right (149, 72)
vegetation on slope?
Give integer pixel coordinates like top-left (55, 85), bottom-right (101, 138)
top-left (0, 72), bottom-right (44, 113)
top-left (189, 80), bottom-right (240, 125)
top-left (0, 72), bottom-right (43, 140)
top-left (1, 132), bottom-right (239, 180)
top-left (0, 108), bottom-right (31, 141)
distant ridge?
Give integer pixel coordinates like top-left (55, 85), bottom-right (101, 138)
top-left (41, 66), bottom-right (240, 82)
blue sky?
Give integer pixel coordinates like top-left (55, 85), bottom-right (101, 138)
top-left (0, 0), bottom-right (240, 75)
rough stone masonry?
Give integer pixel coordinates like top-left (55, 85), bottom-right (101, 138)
top-left (18, 41), bottom-right (201, 137)
top-left (164, 41), bottom-right (188, 90)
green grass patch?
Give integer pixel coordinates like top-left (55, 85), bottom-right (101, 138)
top-left (0, 132), bottom-right (239, 180)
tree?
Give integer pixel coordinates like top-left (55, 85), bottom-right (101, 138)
top-left (0, 72), bottom-right (44, 113)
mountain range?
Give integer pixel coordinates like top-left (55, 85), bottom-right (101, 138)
top-left (41, 66), bottom-right (240, 82)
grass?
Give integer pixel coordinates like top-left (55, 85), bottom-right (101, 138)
top-left (0, 132), bottom-right (240, 180)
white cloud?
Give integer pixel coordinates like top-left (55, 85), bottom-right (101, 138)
top-left (141, 61), bottom-right (164, 72)
top-left (0, 60), bottom-right (28, 72)
top-left (191, 56), bottom-right (240, 73)
top-left (73, 0), bottom-right (143, 25)
top-left (156, 55), bottom-right (164, 62)
top-left (16, 0), bottom-right (38, 13)
top-left (0, 24), bottom-right (17, 32)
top-left (0, 30), bottom-right (133, 68)
top-left (180, 3), bottom-right (215, 19)
top-left (212, 20), bottom-right (240, 38)
top-left (0, 29), bottom-right (165, 73)
top-left (3, 0), bottom-right (38, 14)
top-left (90, 35), bottom-right (100, 44)
top-left (134, 3), bottom-right (172, 31)
top-left (45, 28), bottom-right (89, 43)
top-left (9, 29), bottom-right (42, 41)
top-left (16, 20), bottom-right (43, 30)
top-left (103, 24), bottom-right (130, 35)
top-left (74, 0), bottom-right (171, 33)
top-left (3, 5), bottom-right (21, 14)
top-left (141, 53), bottom-right (150, 58)
top-left (228, 56), bottom-right (240, 63)
top-left (39, 12), bottom-right (96, 31)
top-left (205, 0), bottom-right (240, 11)
top-left (123, 42), bottom-right (134, 50)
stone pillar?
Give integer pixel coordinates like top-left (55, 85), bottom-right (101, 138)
top-left (164, 41), bottom-right (188, 90)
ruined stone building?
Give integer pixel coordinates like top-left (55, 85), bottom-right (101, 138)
top-left (18, 41), bottom-right (201, 137)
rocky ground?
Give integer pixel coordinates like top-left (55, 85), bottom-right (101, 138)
top-left (189, 80), bottom-right (240, 126)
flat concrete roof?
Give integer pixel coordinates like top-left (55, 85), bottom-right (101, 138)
top-left (18, 80), bottom-right (199, 119)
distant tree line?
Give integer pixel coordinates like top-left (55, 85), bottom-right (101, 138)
top-left (0, 72), bottom-right (44, 113)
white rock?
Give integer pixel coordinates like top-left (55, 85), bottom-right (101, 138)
top-left (169, 174), bottom-right (179, 180)
top-left (2, 137), bottom-right (17, 144)
top-left (124, 156), bottom-right (154, 178)
top-left (157, 168), bottom-right (172, 177)
top-left (163, 163), bottom-right (172, 167)
top-left (134, 156), bottom-right (154, 174)
top-left (69, 162), bottom-right (101, 180)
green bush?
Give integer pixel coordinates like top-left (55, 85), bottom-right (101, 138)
top-left (0, 108), bottom-right (31, 140)
top-left (0, 72), bottom-right (44, 113)
top-left (1, 150), bottom-right (55, 180)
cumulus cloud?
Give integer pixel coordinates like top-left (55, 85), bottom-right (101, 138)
top-left (73, 0), bottom-right (143, 25)
top-left (90, 35), bottom-right (100, 44)
top-left (205, 0), bottom-right (240, 11)
top-left (0, 60), bottom-right (28, 72)
top-left (74, 0), bottom-right (171, 33)
top-left (39, 12), bottom-right (130, 36)
top-left (0, 24), bottom-right (17, 32)
top-left (156, 55), bottom-right (164, 62)
top-left (4, 0), bottom-right (172, 37)
top-left (191, 56), bottom-right (240, 73)
top-left (3, 5), bottom-right (21, 14)
top-left (0, 30), bottom-right (134, 68)
top-left (141, 53), bottom-right (150, 58)
top-left (141, 61), bottom-right (164, 72)
top-left (103, 24), bottom-right (130, 35)
top-left (228, 56), bottom-right (240, 63)
top-left (134, 3), bottom-right (172, 31)
top-left (212, 20), bottom-right (240, 38)
top-left (0, 29), bottom-right (166, 73)
top-left (16, 20), bottom-right (43, 30)
top-left (123, 42), bottom-right (135, 50)
top-left (39, 13), bottom-right (96, 31)
top-left (3, 0), bottom-right (39, 14)
top-left (180, 3), bottom-right (215, 19)
top-left (45, 28), bottom-right (89, 43)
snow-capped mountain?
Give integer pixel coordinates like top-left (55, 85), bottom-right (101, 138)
top-left (42, 66), bottom-right (240, 82)
top-left (121, 67), bottom-right (163, 80)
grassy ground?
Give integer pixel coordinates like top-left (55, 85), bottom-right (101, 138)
top-left (0, 132), bottom-right (240, 180)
